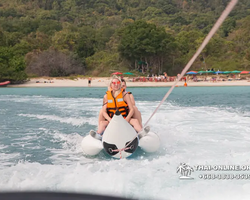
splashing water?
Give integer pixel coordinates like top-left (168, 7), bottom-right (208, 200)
top-left (1, 87), bottom-right (250, 200)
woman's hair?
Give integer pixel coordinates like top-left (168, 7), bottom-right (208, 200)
top-left (110, 75), bottom-right (121, 85)
top-left (121, 78), bottom-right (126, 85)
top-left (121, 78), bottom-right (126, 91)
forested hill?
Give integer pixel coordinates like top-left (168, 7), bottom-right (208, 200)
top-left (0, 0), bottom-right (250, 82)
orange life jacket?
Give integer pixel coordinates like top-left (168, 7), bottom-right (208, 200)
top-left (106, 89), bottom-right (129, 118)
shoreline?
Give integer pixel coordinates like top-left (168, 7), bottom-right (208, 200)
top-left (7, 77), bottom-right (250, 88)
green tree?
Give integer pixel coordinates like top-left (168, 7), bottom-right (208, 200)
top-left (75, 29), bottom-right (96, 60)
top-left (23, 32), bottom-right (51, 51)
top-left (118, 20), bottom-right (176, 73)
top-left (95, 26), bottom-right (115, 50)
top-left (86, 50), bottom-right (119, 76)
top-left (0, 46), bottom-right (27, 82)
top-left (175, 30), bottom-right (204, 55)
top-left (0, 29), bottom-right (6, 46)
top-left (52, 28), bottom-right (79, 51)
top-left (221, 18), bottom-right (236, 37)
top-left (37, 20), bottom-right (62, 35)
top-left (5, 32), bottom-right (25, 47)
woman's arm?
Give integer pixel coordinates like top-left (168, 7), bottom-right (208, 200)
top-left (124, 93), bottom-right (134, 122)
top-left (102, 94), bottom-right (112, 122)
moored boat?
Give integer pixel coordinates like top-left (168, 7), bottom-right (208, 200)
top-left (0, 81), bottom-right (10, 87)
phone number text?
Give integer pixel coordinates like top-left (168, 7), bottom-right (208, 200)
top-left (199, 174), bottom-right (250, 180)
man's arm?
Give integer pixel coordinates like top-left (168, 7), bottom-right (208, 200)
top-left (124, 93), bottom-right (134, 122)
top-left (129, 94), bottom-right (136, 106)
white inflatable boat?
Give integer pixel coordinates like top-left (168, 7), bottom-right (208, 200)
top-left (81, 110), bottom-right (160, 159)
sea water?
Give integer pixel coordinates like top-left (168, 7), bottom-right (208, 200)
top-left (0, 86), bottom-right (250, 200)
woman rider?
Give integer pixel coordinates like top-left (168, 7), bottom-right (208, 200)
top-left (94, 76), bottom-right (146, 138)
top-left (98, 78), bottom-right (143, 128)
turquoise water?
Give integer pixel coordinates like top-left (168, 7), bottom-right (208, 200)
top-left (1, 87), bottom-right (250, 199)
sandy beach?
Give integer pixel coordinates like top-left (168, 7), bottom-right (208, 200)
top-left (8, 77), bottom-right (250, 87)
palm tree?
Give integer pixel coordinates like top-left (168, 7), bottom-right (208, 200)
top-left (177, 163), bottom-right (186, 176)
top-left (185, 165), bottom-right (194, 176)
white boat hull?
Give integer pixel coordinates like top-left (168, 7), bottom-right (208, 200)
top-left (139, 131), bottom-right (160, 153)
top-left (81, 134), bottom-right (102, 156)
top-left (81, 111), bottom-right (160, 158)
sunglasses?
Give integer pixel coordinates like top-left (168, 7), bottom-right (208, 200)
top-left (112, 81), bottom-right (120, 85)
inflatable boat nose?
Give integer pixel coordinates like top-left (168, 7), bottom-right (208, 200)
top-left (115, 110), bottom-right (121, 116)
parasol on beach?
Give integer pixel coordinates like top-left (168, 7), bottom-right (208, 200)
top-left (112, 72), bottom-right (123, 75)
top-left (240, 71), bottom-right (249, 74)
top-left (186, 71), bottom-right (197, 75)
top-left (197, 71), bottom-right (215, 74)
top-left (230, 70), bottom-right (241, 74)
top-left (123, 72), bottom-right (135, 75)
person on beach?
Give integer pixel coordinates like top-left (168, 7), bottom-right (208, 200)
top-left (184, 79), bottom-right (187, 87)
top-left (164, 72), bottom-right (168, 81)
top-left (92, 76), bottom-right (149, 139)
top-left (88, 77), bottom-right (92, 86)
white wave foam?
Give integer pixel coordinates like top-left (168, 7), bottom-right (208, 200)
top-left (49, 131), bottom-right (85, 164)
top-left (2, 97), bottom-right (250, 199)
top-left (0, 152), bottom-right (21, 170)
top-left (1, 159), bottom-right (250, 200)
top-left (19, 114), bottom-right (97, 126)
